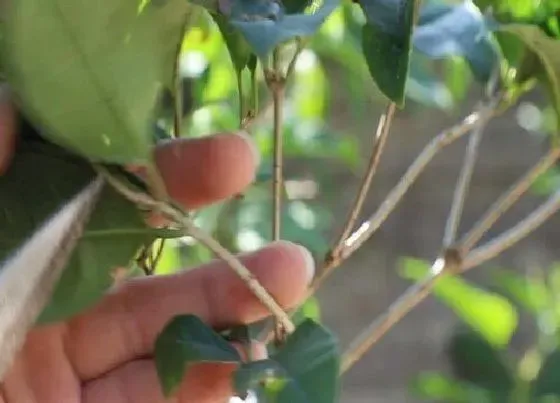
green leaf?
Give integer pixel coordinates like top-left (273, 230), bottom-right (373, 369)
top-left (227, 0), bottom-right (341, 58)
top-left (0, 140), bottom-right (154, 323)
top-left (413, 0), bottom-right (500, 83)
top-left (491, 268), bottom-right (550, 314)
top-left (212, 13), bottom-right (253, 73)
top-left (292, 297), bottom-right (321, 326)
top-left (2, 0), bottom-right (190, 164)
top-left (283, 0), bottom-right (315, 14)
top-left (409, 371), bottom-right (471, 402)
top-left (497, 24), bottom-right (560, 124)
top-left (154, 314), bottom-right (242, 397)
top-left (357, 0), bottom-right (419, 106)
top-left (447, 329), bottom-right (515, 399)
top-left (531, 349), bottom-right (560, 399)
top-left (399, 258), bottom-right (519, 347)
top-left (269, 319), bottom-right (340, 403)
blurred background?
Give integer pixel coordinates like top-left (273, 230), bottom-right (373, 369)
top-left (152, 1), bottom-right (560, 401)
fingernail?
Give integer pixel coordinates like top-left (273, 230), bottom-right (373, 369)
top-left (295, 244), bottom-right (316, 284)
top-left (234, 130), bottom-right (261, 169)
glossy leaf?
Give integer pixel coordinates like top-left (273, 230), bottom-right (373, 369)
top-left (447, 329), bottom-right (515, 399)
top-left (531, 350), bottom-right (560, 398)
top-left (0, 140), bottom-right (155, 323)
top-left (413, 0), bottom-right (500, 82)
top-left (400, 258), bottom-right (519, 347)
top-left (154, 314), bottom-right (242, 396)
top-left (497, 24), bottom-right (560, 123)
top-left (358, 0), bottom-right (419, 105)
top-left (2, 0), bottom-right (190, 164)
top-left (226, 0), bottom-right (341, 58)
top-left (269, 319), bottom-right (340, 403)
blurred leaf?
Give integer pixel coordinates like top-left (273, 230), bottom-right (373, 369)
top-left (400, 258), bottom-right (519, 347)
top-left (491, 268), bottom-right (550, 314)
top-left (357, 0), bottom-right (419, 105)
top-left (407, 52), bottom-right (454, 110)
top-left (224, 0), bottom-right (341, 58)
top-left (155, 314), bottom-right (242, 396)
top-left (414, 0), bottom-right (500, 83)
top-left (0, 140), bottom-right (155, 323)
top-left (154, 240), bottom-right (182, 275)
top-left (2, 0), bottom-right (190, 164)
top-left (212, 13), bottom-right (253, 73)
top-left (447, 329), bottom-right (515, 399)
top-left (497, 24), bottom-right (560, 124)
top-left (233, 359), bottom-right (291, 400)
top-left (531, 167), bottom-right (560, 196)
top-left (283, 0), bottom-right (315, 14)
top-left (292, 297), bottom-right (322, 326)
top-left (444, 56), bottom-right (473, 105)
top-left (409, 371), bottom-right (470, 402)
top-left (532, 350), bottom-right (560, 399)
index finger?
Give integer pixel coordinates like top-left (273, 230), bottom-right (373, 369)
top-left (0, 86), bottom-right (16, 176)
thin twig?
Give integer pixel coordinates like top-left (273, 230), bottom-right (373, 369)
top-left (462, 187), bottom-right (560, 271)
top-left (458, 147), bottom-right (560, 252)
top-left (329, 102), bottom-right (396, 261)
top-left (443, 119), bottom-right (486, 247)
top-left (96, 167), bottom-right (295, 333)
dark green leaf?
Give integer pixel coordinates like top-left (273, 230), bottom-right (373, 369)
top-left (2, 0), bottom-right (190, 164)
top-left (400, 258), bottom-right (519, 347)
top-left (531, 349), bottom-right (560, 398)
top-left (0, 140), bottom-right (155, 323)
top-left (282, 0), bottom-right (315, 14)
top-left (227, 0), bottom-right (340, 58)
top-left (213, 13), bottom-right (253, 73)
top-left (497, 24), bottom-right (560, 124)
top-left (447, 329), bottom-right (515, 399)
top-left (358, 0), bottom-right (419, 106)
top-left (413, 0), bottom-right (500, 82)
top-left (270, 319), bottom-right (340, 403)
top-left (154, 314), bottom-right (242, 396)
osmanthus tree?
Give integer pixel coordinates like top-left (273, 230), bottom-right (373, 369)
top-left (1, 0), bottom-right (560, 402)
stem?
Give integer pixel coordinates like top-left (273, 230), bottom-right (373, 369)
top-left (173, 57), bottom-right (183, 138)
top-left (237, 70), bottom-right (245, 129)
top-left (285, 38), bottom-right (306, 79)
top-left (329, 102), bottom-right (395, 261)
top-left (341, 251), bottom-right (461, 374)
top-left (462, 188), bottom-right (560, 272)
top-left (270, 51), bottom-right (285, 242)
top-left (458, 147), bottom-right (560, 252)
top-left (97, 167), bottom-right (295, 333)
top-left (442, 119), bottom-right (486, 247)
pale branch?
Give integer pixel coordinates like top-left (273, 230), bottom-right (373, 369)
top-left (330, 102), bottom-right (396, 260)
top-left (457, 147), bottom-right (560, 253)
top-left (97, 167), bottom-right (295, 333)
top-left (442, 119), bottom-right (486, 247)
top-left (338, 101), bottom-right (499, 264)
top-left (271, 83), bottom-right (284, 242)
top-left (461, 187), bottom-right (560, 272)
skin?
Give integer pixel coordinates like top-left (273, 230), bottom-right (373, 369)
top-left (0, 95), bottom-right (315, 403)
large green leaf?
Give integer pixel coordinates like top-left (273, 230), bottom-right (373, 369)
top-left (400, 258), bottom-right (519, 347)
top-left (2, 0), bottom-right (190, 164)
top-left (497, 24), bottom-right (560, 123)
top-left (270, 319), bottom-right (340, 403)
top-left (357, 0), bottom-right (419, 106)
top-left (531, 349), bottom-right (560, 399)
top-left (447, 329), bottom-right (515, 400)
top-left (0, 139), bottom-right (155, 323)
top-left (154, 314), bottom-right (242, 397)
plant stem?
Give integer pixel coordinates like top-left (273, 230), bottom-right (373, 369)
top-left (458, 147), bottom-right (560, 252)
top-left (329, 102), bottom-right (395, 262)
top-left (442, 118), bottom-right (486, 247)
top-left (341, 251), bottom-right (461, 374)
top-left (237, 70), bottom-right (245, 129)
top-left (270, 50), bottom-right (285, 242)
top-left (462, 187), bottom-right (560, 272)
top-left (97, 167), bottom-right (295, 333)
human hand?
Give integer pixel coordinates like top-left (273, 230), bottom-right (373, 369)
top-left (0, 92), bottom-right (314, 403)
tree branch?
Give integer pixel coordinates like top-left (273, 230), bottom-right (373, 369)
top-left (97, 167), bottom-right (295, 333)
top-left (329, 102), bottom-right (396, 261)
top-left (462, 187), bottom-right (560, 271)
top-left (458, 147), bottom-right (560, 252)
top-left (442, 119), bottom-right (486, 247)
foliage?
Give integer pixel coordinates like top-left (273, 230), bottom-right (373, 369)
top-left (2, 0), bottom-right (560, 402)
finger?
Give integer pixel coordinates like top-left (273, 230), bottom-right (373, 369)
top-left (0, 87), bottom-right (16, 176)
top-left (65, 241), bottom-right (314, 380)
top-left (82, 342), bottom-right (268, 403)
top-left (135, 132), bottom-right (260, 211)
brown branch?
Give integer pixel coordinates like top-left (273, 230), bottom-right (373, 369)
top-left (458, 147), bottom-right (560, 252)
top-left (329, 102), bottom-right (396, 261)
